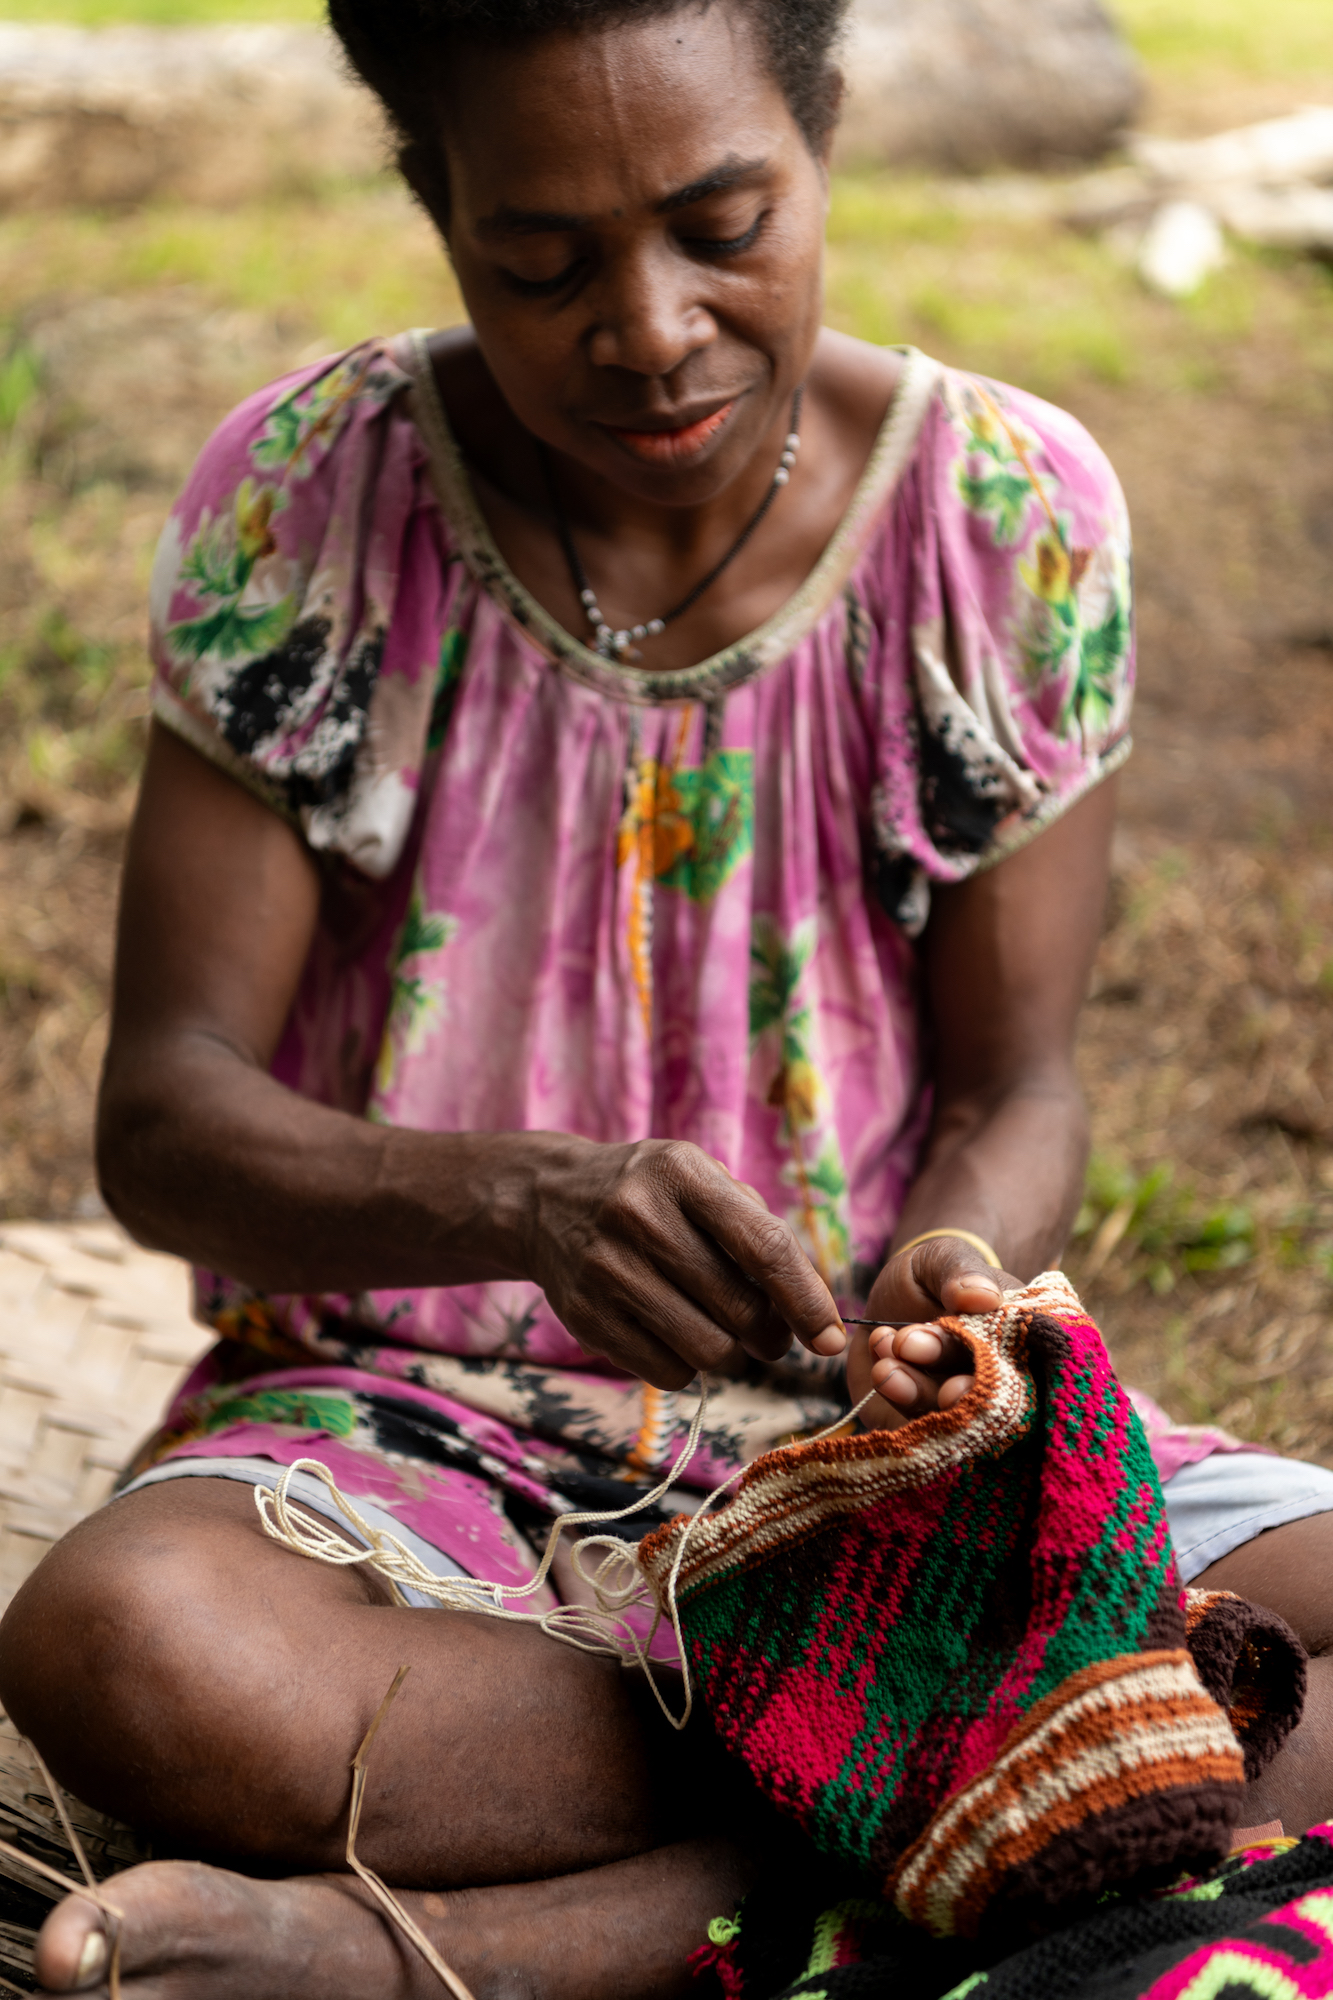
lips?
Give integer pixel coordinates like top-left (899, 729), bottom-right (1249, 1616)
top-left (599, 398), bottom-right (740, 466)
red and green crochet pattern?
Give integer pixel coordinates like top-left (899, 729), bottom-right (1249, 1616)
top-left (640, 1273), bottom-right (1278, 1938)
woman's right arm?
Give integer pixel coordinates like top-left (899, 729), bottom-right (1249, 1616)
top-left (99, 722), bottom-right (843, 1387)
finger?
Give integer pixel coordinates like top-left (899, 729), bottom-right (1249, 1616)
top-left (938, 1373), bottom-right (974, 1410)
top-left (601, 1150), bottom-right (797, 1361)
top-left (672, 1151), bottom-right (844, 1356)
top-left (866, 1234), bottom-right (1007, 1325)
top-left (642, 1217), bottom-right (795, 1363)
top-left (868, 1354), bottom-right (943, 1414)
top-left (939, 1266), bottom-right (1022, 1316)
top-left (870, 1326), bottom-right (974, 1380)
top-left (565, 1276), bottom-right (736, 1390)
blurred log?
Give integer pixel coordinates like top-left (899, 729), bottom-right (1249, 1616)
top-left (836, 0), bottom-right (1143, 172)
top-left (0, 25), bottom-right (384, 209)
top-left (0, 8), bottom-right (1143, 210)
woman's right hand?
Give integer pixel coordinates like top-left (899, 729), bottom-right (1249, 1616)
top-left (519, 1135), bottom-right (846, 1389)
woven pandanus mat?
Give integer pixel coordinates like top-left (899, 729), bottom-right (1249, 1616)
top-left (0, 1222), bottom-right (209, 1983)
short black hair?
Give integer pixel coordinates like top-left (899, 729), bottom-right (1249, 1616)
top-left (328, 0), bottom-right (850, 208)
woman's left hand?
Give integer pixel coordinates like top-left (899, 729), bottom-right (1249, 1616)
top-left (844, 1233), bottom-right (1023, 1431)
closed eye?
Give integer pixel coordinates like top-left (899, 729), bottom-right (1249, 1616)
top-left (686, 213), bottom-right (767, 258)
top-left (502, 261), bottom-right (584, 298)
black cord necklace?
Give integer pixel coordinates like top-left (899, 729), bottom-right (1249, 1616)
top-left (540, 388), bottom-right (804, 663)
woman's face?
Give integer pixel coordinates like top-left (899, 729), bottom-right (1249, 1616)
top-left (431, 1), bottom-right (831, 508)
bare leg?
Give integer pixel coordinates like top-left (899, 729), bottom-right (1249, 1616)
top-left (1192, 1513), bottom-right (1333, 1837)
top-left (0, 1480), bottom-right (771, 1997)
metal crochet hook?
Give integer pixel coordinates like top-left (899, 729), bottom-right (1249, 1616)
top-left (838, 1317), bottom-right (920, 1329)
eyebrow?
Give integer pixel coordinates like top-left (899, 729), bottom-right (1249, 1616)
top-left (473, 155), bottom-right (768, 240)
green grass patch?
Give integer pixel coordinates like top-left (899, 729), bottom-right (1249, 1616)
top-left (0, 191), bottom-right (464, 356)
top-left (1109, 0), bottom-right (1332, 80)
top-left (823, 176), bottom-right (1331, 404)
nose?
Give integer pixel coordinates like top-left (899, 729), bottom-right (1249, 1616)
top-left (586, 243), bottom-right (716, 378)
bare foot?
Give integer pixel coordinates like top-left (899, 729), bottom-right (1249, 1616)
top-left (34, 1841), bottom-right (747, 2000)
top-left (35, 1867), bottom-right (405, 2000)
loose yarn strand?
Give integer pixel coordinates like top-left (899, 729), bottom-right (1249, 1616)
top-left (256, 1382), bottom-right (878, 1733)
top-left (256, 1384), bottom-right (714, 1725)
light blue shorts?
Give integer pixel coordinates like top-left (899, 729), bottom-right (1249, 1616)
top-left (1161, 1450), bottom-right (1333, 1583)
top-left (118, 1454), bottom-right (470, 1607)
top-left (119, 1445), bottom-right (1333, 1597)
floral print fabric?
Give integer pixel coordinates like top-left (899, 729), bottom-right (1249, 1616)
top-left (139, 330), bottom-right (1136, 1562)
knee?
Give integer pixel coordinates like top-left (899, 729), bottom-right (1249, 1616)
top-left (0, 1504), bottom-right (209, 1755)
top-left (0, 1499), bottom-right (298, 1836)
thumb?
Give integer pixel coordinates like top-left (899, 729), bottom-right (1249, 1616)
top-left (906, 1234), bottom-right (1014, 1317)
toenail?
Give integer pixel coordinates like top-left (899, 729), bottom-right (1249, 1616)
top-left (76, 1928), bottom-right (107, 1988)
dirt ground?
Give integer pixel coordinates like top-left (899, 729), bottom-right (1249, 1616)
top-left (1, 207), bottom-right (1330, 1454)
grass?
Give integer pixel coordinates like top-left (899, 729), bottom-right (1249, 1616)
top-left (2, 176), bottom-right (1330, 419)
top-left (1112, 0), bottom-right (1333, 79)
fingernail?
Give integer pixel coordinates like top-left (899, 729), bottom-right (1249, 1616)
top-left (76, 1930), bottom-right (107, 1988)
top-left (812, 1324), bottom-right (847, 1354)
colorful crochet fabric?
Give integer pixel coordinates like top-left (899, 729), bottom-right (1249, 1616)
top-left (691, 1824), bottom-right (1333, 2000)
top-left (640, 1273), bottom-right (1294, 1938)
top-left (1183, 1588), bottom-right (1308, 1783)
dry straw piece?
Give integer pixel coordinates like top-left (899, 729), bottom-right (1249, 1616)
top-left (345, 1667), bottom-right (476, 2000)
top-left (0, 1223), bottom-right (208, 1984)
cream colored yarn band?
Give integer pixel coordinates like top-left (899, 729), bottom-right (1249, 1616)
top-left (895, 1227), bottom-right (1002, 1269)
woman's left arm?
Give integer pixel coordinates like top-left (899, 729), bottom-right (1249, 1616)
top-left (847, 775), bottom-right (1117, 1425)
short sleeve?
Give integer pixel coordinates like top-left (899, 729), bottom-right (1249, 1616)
top-left (865, 367), bottom-right (1134, 935)
top-left (148, 338), bottom-right (456, 879)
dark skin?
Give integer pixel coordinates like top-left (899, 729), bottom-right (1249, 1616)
top-left (8, 7), bottom-right (1331, 1999)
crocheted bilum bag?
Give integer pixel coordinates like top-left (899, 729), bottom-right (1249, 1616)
top-left (639, 1272), bottom-right (1278, 1940)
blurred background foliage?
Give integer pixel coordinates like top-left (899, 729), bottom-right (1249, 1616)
top-left (0, 0), bottom-right (1330, 1452)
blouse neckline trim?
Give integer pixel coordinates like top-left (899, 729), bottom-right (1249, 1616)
top-left (399, 328), bottom-right (942, 706)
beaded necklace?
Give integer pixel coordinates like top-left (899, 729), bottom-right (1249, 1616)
top-left (540, 388), bottom-right (803, 663)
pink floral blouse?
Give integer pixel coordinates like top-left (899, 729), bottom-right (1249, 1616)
top-left (138, 329), bottom-right (1135, 1522)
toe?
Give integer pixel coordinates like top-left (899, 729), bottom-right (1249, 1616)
top-left (35, 1895), bottom-right (111, 1994)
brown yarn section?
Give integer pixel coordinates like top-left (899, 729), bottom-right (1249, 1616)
top-left (885, 1654), bottom-right (1245, 1937)
top-left (989, 1781), bottom-right (1242, 1936)
top-left (1184, 1589), bottom-right (1309, 1782)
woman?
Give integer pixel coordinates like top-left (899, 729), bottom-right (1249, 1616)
top-left (5, 2), bottom-right (1332, 1996)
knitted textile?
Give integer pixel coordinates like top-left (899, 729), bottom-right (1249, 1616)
top-left (639, 1274), bottom-right (1270, 1938)
top-left (1183, 1588), bottom-right (1308, 1783)
top-left (691, 1825), bottom-right (1333, 2000)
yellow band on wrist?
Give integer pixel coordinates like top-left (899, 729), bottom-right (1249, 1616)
top-left (895, 1227), bottom-right (1002, 1269)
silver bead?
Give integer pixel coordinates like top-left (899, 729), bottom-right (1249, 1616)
top-left (646, 619), bottom-right (665, 636)
top-left (596, 623), bottom-right (613, 643)
top-left (786, 433), bottom-right (801, 451)
top-left (614, 631), bottom-right (631, 651)
top-left (630, 625), bottom-right (647, 641)
top-left (773, 466), bottom-right (789, 486)
top-left (780, 450), bottom-right (796, 467)
top-left (580, 588), bottom-right (597, 607)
